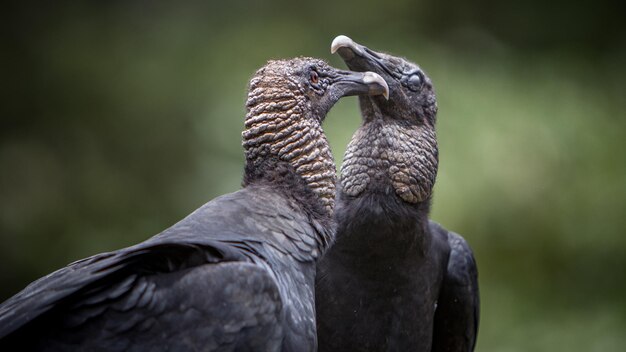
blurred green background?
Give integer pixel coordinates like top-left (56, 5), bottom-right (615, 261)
top-left (1, 1), bottom-right (624, 350)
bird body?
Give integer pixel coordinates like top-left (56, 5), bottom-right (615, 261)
top-left (316, 36), bottom-right (479, 352)
top-left (0, 57), bottom-right (389, 351)
top-left (0, 182), bottom-right (322, 351)
top-left (318, 190), bottom-right (450, 351)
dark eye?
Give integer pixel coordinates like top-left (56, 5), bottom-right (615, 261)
top-left (310, 71), bottom-right (319, 85)
top-left (407, 74), bottom-right (422, 91)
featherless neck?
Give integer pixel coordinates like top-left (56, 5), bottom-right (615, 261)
top-left (341, 118), bottom-right (438, 204)
top-left (242, 78), bottom-right (336, 215)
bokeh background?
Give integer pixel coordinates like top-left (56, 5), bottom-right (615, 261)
top-left (2, 1), bottom-right (624, 350)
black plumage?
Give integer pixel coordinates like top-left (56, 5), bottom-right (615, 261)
top-left (0, 57), bottom-right (388, 351)
top-left (316, 36), bottom-right (480, 352)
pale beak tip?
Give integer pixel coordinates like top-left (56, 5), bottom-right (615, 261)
top-left (363, 71), bottom-right (390, 99)
top-left (331, 35), bottom-right (356, 54)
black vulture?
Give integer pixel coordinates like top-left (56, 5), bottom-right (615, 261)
top-left (0, 57), bottom-right (389, 351)
top-left (315, 36), bottom-right (479, 352)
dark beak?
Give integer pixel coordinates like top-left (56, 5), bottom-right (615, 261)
top-left (331, 35), bottom-right (389, 75)
top-left (331, 69), bottom-right (389, 100)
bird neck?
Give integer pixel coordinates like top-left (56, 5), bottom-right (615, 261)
top-left (340, 118), bottom-right (438, 204)
top-left (242, 85), bottom-right (336, 216)
top-left (334, 191), bottom-right (432, 265)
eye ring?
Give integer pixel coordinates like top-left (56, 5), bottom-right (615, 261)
top-left (310, 70), bottom-right (319, 85)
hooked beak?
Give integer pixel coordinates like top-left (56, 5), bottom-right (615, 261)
top-left (331, 69), bottom-right (389, 100)
top-left (331, 35), bottom-right (365, 59)
top-left (331, 35), bottom-right (390, 76)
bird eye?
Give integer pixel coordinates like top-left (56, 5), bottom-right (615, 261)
top-left (310, 71), bottom-right (319, 85)
top-left (407, 74), bottom-right (422, 91)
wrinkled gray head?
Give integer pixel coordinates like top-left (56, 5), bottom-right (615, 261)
top-left (332, 36), bottom-right (437, 126)
top-left (242, 57), bottom-right (388, 214)
top-left (331, 36), bottom-right (439, 204)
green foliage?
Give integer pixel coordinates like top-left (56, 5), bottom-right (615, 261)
top-left (1, 1), bottom-right (624, 350)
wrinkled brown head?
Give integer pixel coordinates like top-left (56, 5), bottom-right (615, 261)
top-left (242, 57), bottom-right (388, 214)
top-left (331, 36), bottom-right (439, 204)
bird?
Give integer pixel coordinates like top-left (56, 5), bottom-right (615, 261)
top-left (315, 36), bottom-right (479, 352)
top-left (0, 57), bottom-right (389, 351)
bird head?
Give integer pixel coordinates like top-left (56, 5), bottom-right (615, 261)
top-left (246, 57), bottom-right (388, 122)
top-left (331, 35), bottom-right (437, 127)
top-left (242, 57), bottom-right (388, 214)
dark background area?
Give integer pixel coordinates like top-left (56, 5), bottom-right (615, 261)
top-left (1, 1), bottom-right (624, 350)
